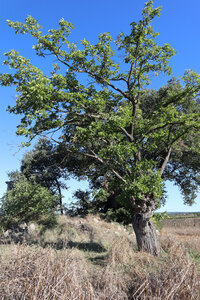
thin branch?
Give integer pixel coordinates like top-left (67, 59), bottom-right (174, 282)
top-left (71, 112), bottom-right (106, 120)
top-left (38, 133), bottom-right (61, 145)
top-left (160, 147), bottom-right (172, 176)
top-left (127, 62), bottom-right (134, 89)
top-left (83, 150), bottom-right (127, 183)
top-left (169, 127), bottom-right (194, 145)
top-left (141, 121), bottom-right (186, 142)
top-left (90, 150), bottom-right (104, 164)
top-left (110, 77), bottom-right (127, 83)
top-left (54, 52), bottom-right (129, 99)
top-left (120, 126), bottom-right (133, 141)
top-left (111, 169), bottom-right (127, 183)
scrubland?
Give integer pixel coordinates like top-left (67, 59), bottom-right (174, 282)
top-left (0, 215), bottom-right (200, 299)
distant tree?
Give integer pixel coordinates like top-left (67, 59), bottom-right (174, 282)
top-left (67, 188), bottom-right (132, 225)
top-left (1, 0), bottom-right (200, 255)
top-left (66, 189), bottom-right (93, 217)
top-left (1, 172), bottom-right (57, 228)
top-left (21, 138), bottom-right (68, 214)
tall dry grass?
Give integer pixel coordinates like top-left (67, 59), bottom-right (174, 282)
top-left (0, 233), bottom-right (200, 299)
top-left (161, 226), bottom-right (200, 253)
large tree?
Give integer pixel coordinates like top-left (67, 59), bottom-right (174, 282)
top-left (1, 0), bottom-right (200, 255)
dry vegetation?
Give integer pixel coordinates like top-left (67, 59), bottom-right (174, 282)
top-left (0, 215), bottom-right (200, 299)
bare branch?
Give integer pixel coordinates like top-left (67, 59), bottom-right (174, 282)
top-left (111, 169), bottom-right (127, 183)
top-left (120, 126), bottom-right (133, 141)
top-left (110, 77), bottom-right (127, 83)
top-left (38, 133), bottom-right (61, 145)
top-left (160, 147), bottom-right (172, 176)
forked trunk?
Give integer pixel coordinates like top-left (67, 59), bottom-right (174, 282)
top-left (131, 195), bottom-right (160, 256)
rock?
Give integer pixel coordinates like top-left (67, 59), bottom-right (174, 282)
top-left (28, 223), bottom-right (36, 233)
top-left (3, 230), bottom-right (12, 238)
top-left (93, 218), bottom-right (99, 223)
top-left (18, 223), bottom-right (29, 233)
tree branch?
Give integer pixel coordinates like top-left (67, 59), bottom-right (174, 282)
top-left (83, 150), bottom-right (127, 183)
top-left (120, 126), bottom-right (134, 141)
top-left (160, 147), bottom-right (172, 176)
top-left (111, 169), bottom-right (127, 183)
top-left (54, 52), bottom-right (129, 99)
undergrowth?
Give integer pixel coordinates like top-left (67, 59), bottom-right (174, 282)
top-left (0, 215), bottom-right (199, 299)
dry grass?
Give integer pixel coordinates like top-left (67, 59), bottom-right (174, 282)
top-left (0, 215), bottom-right (200, 299)
top-left (161, 226), bottom-right (200, 251)
top-left (161, 222), bottom-right (200, 274)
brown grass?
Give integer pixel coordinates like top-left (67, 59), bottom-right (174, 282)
top-left (0, 215), bottom-right (200, 299)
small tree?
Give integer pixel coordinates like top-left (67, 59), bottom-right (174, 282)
top-left (1, 1), bottom-right (200, 255)
top-left (1, 174), bottom-right (57, 228)
top-left (66, 189), bottom-right (93, 217)
top-left (21, 138), bottom-right (68, 214)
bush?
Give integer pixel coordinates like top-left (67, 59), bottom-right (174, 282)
top-left (1, 179), bottom-right (57, 229)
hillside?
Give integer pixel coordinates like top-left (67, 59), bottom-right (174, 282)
top-left (0, 215), bottom-right (200, 299)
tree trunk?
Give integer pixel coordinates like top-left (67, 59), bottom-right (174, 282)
top-left (131, 195), bottom-right (160, 256)
top-left (59, 194), bottom-right (64, 215)
top-left (55, 178), bottom-right (63, 215)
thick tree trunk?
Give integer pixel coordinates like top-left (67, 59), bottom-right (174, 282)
top-left (132, 212), bottom-right (160, 256)
top-left (131, 195), bottom-right (160, 256)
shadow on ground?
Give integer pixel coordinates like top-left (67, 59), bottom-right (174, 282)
top-left (88, 253), bottom-right (108, 266)
top-left (40, 239), bottom-right (106, 252)
top-left (67, 241), bottom-right (106, 252)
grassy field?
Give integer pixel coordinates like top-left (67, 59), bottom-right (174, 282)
top-left (0, 215), bottom-right (200, 299)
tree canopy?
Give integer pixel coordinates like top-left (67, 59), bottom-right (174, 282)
top-left (21, 138), bottom-right (68, 214)
top-left (1, 0), bottom-right (200, 255)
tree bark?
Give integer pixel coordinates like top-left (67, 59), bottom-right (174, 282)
top-left (131, 195), bottom-right (160, 256)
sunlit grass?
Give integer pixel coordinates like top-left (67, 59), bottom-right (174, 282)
top-left (0, 215), bottom-right (200, 299)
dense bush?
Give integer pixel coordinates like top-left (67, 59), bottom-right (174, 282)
top-left (1, 178), bottom-right (57, 228)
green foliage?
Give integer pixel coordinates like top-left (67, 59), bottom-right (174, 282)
top-left (103, 208), bottom-right (132, 225)
top-left (1, 0), bottom-right (200, 220)
top-left (1, 177), bottom-right (57, 229)
top-left (152, 212), bottom-right (169, 230)
top-left (21, 139), bottom-right (68, 188)
top-left (21, 138), bottom-right (68, 214)
top-left (66, 190), bottom-right (93, 217)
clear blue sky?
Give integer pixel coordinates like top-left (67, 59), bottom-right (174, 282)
top-left (1, 0), bottom-right (200, 212)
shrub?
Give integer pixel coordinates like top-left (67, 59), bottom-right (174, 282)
top-left (1, 179), bottom-right (57, 229)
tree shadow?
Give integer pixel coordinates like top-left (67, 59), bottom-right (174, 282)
top-left (88, 253), bottom-right (108, 266)
top-left (67, 241), bottom-right (106, 253)
top-left (41, 239), bottom-right (66, 250)
top-left (39, 240), bottom-right (106, 252)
